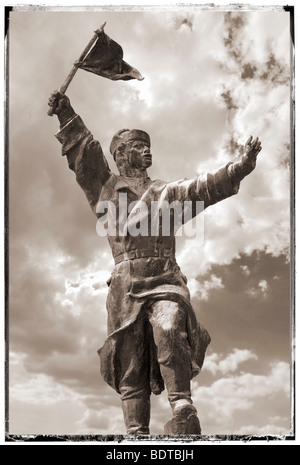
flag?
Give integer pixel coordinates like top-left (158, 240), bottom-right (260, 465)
top-left (77, 30), bottom-right (144, 81)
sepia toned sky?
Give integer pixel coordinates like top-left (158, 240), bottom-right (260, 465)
top-left (7, 5), bottom-right (293, 439)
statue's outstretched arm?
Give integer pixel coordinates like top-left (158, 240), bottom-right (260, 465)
top-left (165, 135), bottom-right (262, 221)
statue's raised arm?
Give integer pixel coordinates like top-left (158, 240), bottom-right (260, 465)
top-left (48, 90), bottom-right (111, 214)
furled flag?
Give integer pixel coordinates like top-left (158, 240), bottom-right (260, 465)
top-left (76, 29), bottom-right (144, 81)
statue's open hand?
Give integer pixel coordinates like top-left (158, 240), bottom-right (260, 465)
top-left (240, 136), bottom-right (262, 175)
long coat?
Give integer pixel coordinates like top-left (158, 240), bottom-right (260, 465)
top-left (55, 115), bottom-right (240, 395)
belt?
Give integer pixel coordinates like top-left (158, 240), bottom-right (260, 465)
top-left (114, 249), bottom-right (175, 265)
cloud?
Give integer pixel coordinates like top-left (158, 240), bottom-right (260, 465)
top-left (240, 265), bottom-right (250, 276)
top-left (222, 11), bottom-right (290, 86)
top-left (75, 405), bottom-right (126, 435)
top-left (247, 279), bottom-right (269, 298)
top-left (9, 351), bottom-right (124, 435)
top-left (259, 52), bottom-right (289, 85)
top-left (188, 252), bottom-right (290, 372)
top-left (204, 349), bottom-right (258, 376)
top-left (9, 352), bottom-right (89, 434)
top-left (221, 89), bottom-right (238, 112)
top-left (223, 12), bottom-right (245, 61)
top-left (191, 360), bottom-right (290, 435)
top-left (9, 246), bottom-right (111, 356)
top-left (238, 423), bottom-right (290, 436)
top-left (241, 62), bottom-right (257, 80)
top-left (258, 279), bottom-right (269, 293)
top-left (189, 274), bottom-right (224, 300)
top-left (174, 16), bottom-right (193, 31)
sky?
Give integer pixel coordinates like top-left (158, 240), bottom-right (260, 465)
top-left (6, 4), bottom-right (294, 442)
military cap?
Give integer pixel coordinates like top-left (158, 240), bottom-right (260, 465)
top-left (110, 129), bottom-right (151, 156)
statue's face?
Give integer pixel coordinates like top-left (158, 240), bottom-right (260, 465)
top-left (124, 139), bottom-right (152, 170)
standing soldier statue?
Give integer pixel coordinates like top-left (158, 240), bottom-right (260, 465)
top-left (48, 25), bottom-right (262, 435)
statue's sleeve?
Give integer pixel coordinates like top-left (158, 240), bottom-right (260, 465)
top-left (167, 162), bottom-right (240, 213)
top-left (55, 114), bottom-right (111, 214)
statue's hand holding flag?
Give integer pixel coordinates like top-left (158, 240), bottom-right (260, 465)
top-left (48, 22), bottom-right (144, 116)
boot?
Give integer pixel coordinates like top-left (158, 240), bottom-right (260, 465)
top-left (122, 397), bottom-right (150, 435)
top-left (164, 400), bottom-right (201, 435)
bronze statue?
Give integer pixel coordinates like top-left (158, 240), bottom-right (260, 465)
top-left (48, 90), bottom-right (261, 435)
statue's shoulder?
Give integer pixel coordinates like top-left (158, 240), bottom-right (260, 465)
top-left (151, 179), bottom-right (166, 188)
top-left (99, 173), bottom-right (119, 201)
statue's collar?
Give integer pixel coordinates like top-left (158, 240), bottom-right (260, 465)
top-left (99, 173), bottom-right (166, 203)
top-left (115, 176), bottom-right (152, 196)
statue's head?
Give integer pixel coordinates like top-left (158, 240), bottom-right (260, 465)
top-left (110, 129), bottom-right (152, 175)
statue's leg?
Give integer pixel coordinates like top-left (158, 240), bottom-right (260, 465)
top-left (121, 397), bottom-right (150, 436)
top-left (149, 300), bottom-right (201, 435)
top-left (118, 315), bottom-right (151, 435)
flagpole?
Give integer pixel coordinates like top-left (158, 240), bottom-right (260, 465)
top-left (48, 22), bottom-right (106, 116)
